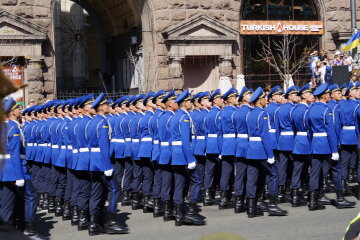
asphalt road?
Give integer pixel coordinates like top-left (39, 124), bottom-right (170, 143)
top-left (36, 192), bottom-right (360, 240)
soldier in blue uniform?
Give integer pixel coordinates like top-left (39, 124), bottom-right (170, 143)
top-left (218, 87), bottom-right (238, 209)
top-left (275, 86), bottom-right (300, 203)
top-left (138, 92), bottom-right (156, 213)
top-left (72, 94), bottom-right (94, 231)
top-left (130, 94), bottom-right (146, 210)
top-left (307, 83), bottom-right (355, 211)
top-left (290, 84), bottom-right (313, 207)
top-left (149, 90), bottom-right (166, 217)
top-left (120, 95), bottom-right (136, 206)
top-left (0, 98), bottom-right (42, 239)
top-left (203, 89), bottom-right (223, 206)
top-left (170, 89), bottom-right (205, 226)
top-left (158, 90), bottom-right (177, 221)
top-left (87, 93), bottom-right (128, 235)
top-left (246, 88), bottom-right (287, 218)
top-left (233, 87), bottom-right (253, 214)
top-left (339, 82), bottom-right (359, 195)
top-left (193, 92), bottom-right (211, 191)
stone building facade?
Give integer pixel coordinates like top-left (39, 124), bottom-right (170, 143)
top-left (0, 0), bottom-right (359, 104)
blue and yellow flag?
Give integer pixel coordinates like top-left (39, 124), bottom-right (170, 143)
top-left (342, 31), bottom-right (360, 52)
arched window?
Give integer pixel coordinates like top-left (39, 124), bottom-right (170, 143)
top-left (242, 0), bottom-right (318, 21)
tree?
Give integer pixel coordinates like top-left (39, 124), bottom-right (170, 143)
top-left (255, 34), bottom-right (317, 89)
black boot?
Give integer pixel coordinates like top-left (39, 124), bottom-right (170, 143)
top-left (175, 204), bottom-right (185, 226)
top-left (257, 199), bottom-right (268, 212)
top-left (323, 176), bottom-right (331, 193)
top-left (88, 212), bottom-right (105, 236)
top-left (48, 195), bottom-right (56, 213)
top-left (132, 192), bottom-right (142, 210)
top-left (203, 188), bottom-right (216, 206)
top-left (153, 198), bottom-right (163, 217)
top-left (71, 206), bottom-right (79, 226)
top-left (247, 198), bottom-right (262, 218)
top-left (184, 203), bottom-right (205, 225)
top-left (163, 200), bottom-right (175, 221)
top-left (78, 210), bottom-right (89, 231)
top-left (219, 190), bottom-right (232, 209)
top-left (334, 190), bottom-right (356, 209)
top-left (277, 186), bottom-right (286, 203)
top-left (55, 198), bottom-right (64, 217)
top-left (24, 221), bottom-right (45, 240)
top-left (104, 213), bottom-right (129, 234)
top-left (121, 190), bottom-right (132, 206)
top-left (356, 183), bottom-right (360, 200)
top-left (62, 201), bottom-right (71, 221)
top-left (268, 195), bottom-right (287, 216)
top-left (42, 193), bottom-right (49, 210)
top-left (143, 196), bottom-right (154, 213)
top-left (318, 190), bottom-right (332, 205)
top-left (349, 168), bottom-right (356, 183)
top-left (308, 190), bottom-right (326, 211)
top-left (234, 195), bottom-right (246, 214)
top-left (38, 193), bottom-right (44, 210)
top-left (343, 180), bottom-right (352, 196)
top-left (291, 188), bottom-right (307, 207)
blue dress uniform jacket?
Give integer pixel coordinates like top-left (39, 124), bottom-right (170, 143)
top-left (219, 105), bottom-right (237, 156)
top-left (190, 109), bottom-right (201, 153)
top-left (234, 104), bottom-right (252, 158)
top-left (112, 112), bottom-right (127, 159)
top-left (138, 110), bottom-right (154, 158)
top-left (74, 115), bottom-right (92, 170)
top-left (109, 113), bottom-right (120, 157)
top-left (193, 109), bottom-right (208, 156)
top-left (246, 107), bottom-right (274, 160)
top-left (307, 102), bottom-right (338, 154)
top-left (327, 99), bottom-right (341, 144)
top-left (291, 103), bottom-right (311, 155)
top-left (149, 109), bottom-right (164, 162)
top-left (158, 110), bottom-right (175, 165)
top-left (34, 120), bottom-right (46, 163)
top-left (275, 102), bottom-right (296, 151)
top-left (57, 117), bottom-right (71, 168)
top-left (43, 118), bottom-right (54, 164)
top-left (88, 114), bottom-right (113, 172)
top-left (0, 120), bottom-right (24, 181)
top-left (170, 109), bottom-right (196, 165)
top-left (51, 118), bottom-right (63, 166)
top-left (69, 116), bottom-right (83, 169)
top-left (28, 120), bottom-right (38, 161)
top-left (130, 112), bottom-right (144, 161)
top-left (205, 106), bottom-right (222, 155)
top-left (23, 121), bottom-right (34, 160)
top-left (122, 111), bottom-right (135, 158)
top-left (338, 99), bottom-right (359, 145)
top-left (265, 102), bottom-right (280, 150)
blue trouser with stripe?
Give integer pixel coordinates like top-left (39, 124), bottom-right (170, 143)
top-left (172, 166), bottom-right (186, 205)
top-left (188, 168), bottom-right (202, 203)
top-left (113, 158), bottom-right (125, 190)
top-left (277, 151), bottom-right (291, 186)
top-left (77, 171), bottom-right (91, 211)
top-left (123, 157), bottom-right (133, 191)
top-left (152, 162), bottom-right (162, 199)
top-left (28, 161), bottom-right (42, 192)
top-left (309, 154), bottom-right (342, 191)
top-left (220, 156), bottom-right (234, 191)
top-left (131, 160), bottom-right (142, 193)
top-left (103, 174), bottom-right (121, 214)
top-left (340, 145), bottom-right (357, 181)
top-left (160, 165), bottom-right (173, 202)
top-left (48, 166), bottom-right (67, 199)
top-left (291, 154), bottom-right (308, 189)
top-left (39, 163), bottom-right (52, 193)
top-left (204, 154), bottom-right (221, 189)
top-left (194, 155), bottom-right (206, 189)
top-left (234, 157), bottom-right (247, 196)
top-left (141, 158), bottom-right (154, 197)
top-left (248, 160), bottom-right (278, 199)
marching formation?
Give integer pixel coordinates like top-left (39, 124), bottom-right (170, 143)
top-left (1, 82), bottom-right (360, 238)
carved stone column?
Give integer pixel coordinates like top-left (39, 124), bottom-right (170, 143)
top-left (24, 58), bottom-right (45, 104)
top-left (169, 57), bottom-right (184, 89)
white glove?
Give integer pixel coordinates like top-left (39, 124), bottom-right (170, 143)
top-left (331, 152), bottom-right (339, 161)
top-left (15, 179), bottom-right (25, 187)
top-left (267, 157), bottom-right (275, 164)
top-left (188, 162), bottom-right (196, 170)
top-left (219, 155), bottom-right (222, 160)
top-left (104, 169), bottom-right (113, 177)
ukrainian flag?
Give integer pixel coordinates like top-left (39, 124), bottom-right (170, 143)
top-left (342, 31), bottom-right (360, 52)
